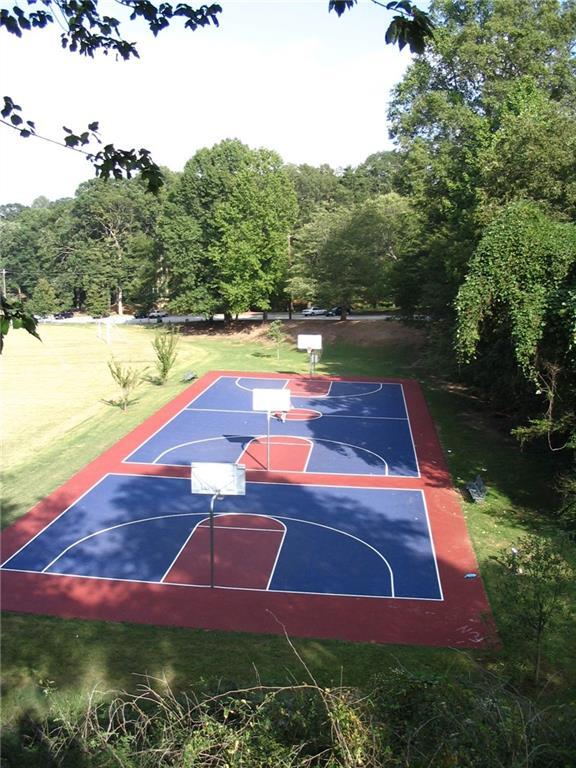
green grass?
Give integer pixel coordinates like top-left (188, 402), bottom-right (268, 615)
top-left (1, 322), bottom-right (575, 724)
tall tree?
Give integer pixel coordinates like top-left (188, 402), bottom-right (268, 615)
top-left (165, 140), bottom-right (297, 318)
top-left (388, 0), bottom-right (576, 316)
top-left (65, 178), bottom-right (160, 314)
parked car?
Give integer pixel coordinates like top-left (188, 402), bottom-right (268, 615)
top-left (54, 310), bottom-right (74, 319)
top-left (302, 306), bottom-right (328, 316)
top-left (326, 306), bottom-right (352, 316)
top-left (148, 309), bottom-right (169, 319)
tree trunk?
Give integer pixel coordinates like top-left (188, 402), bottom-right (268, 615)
top-left (117, 286), bottom-right (123, 316)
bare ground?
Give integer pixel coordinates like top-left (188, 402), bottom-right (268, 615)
top-left (180, 318), bottom-right (426, 348)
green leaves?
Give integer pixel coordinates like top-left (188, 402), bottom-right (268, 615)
top-left (384, 3), bottom-right (435, 54)
top-left (1, 96), bottom-right (36, 138)
top-left (0, 294), bottom-right (41, 355)
top-left (329, 0), bottom-right (434, 53)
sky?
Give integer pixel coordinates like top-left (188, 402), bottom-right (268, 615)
top-left (0, 0), bottom-right (417, 206)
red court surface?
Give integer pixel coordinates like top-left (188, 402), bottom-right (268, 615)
top-left (240, 436), bottom-right (312, 471)
top-left (164, 515), bottom-right (285, 589)
top-left (1, 371), bottom-right (496, 648)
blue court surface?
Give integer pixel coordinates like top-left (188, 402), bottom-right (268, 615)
top-left (124, 375), bottom-right (419, 478)
top-left (2, 474), bottom-right (442, 601)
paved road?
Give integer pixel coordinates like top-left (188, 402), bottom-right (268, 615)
top-left (40, 311), bottom-right (397, 325)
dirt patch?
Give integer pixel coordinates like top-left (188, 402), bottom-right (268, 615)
top-left (179, 318), bottom-right (425, 348)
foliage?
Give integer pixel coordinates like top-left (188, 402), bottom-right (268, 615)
top-left (491, 535), bottom-right (574, 681)
top-left (165, 140), bottom-right (297, 318)
top-left (388, 0), bottom-right (576, 317)
top-left (292, 193), bottom-right (421, 310)
top-left (0, 294), bottom-right (40, 354)
top-left (85, 283), bottom-right (110, 318)
top-left (455, 202), bottom-right (576, 376)
top-left (1, 1), bottom-right (432, 192)
top-left (152, 328), bottom-right (179, 383)
top-left (107, 358), bottom-right (143, 411)
top-left (27, 277), bottom-right (60, 316)
top-left (3, 668), bottom-right (576, 768)
top-left (455, 202), bottom-right (576, 464)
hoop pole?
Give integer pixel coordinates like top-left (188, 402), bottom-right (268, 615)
top-left (210, 493), bottom-right (217, 588)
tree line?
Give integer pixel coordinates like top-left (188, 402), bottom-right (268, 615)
top-left (1, 0), bottom-right (575, 521)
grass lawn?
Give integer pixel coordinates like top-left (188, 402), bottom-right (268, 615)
top-left (1, 321), bottom-right (574, 724)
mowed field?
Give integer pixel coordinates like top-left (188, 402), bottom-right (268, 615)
top-left (1, 322), bottom-right (304, 525)
top-left (1, 320), bottom-right (575, 723)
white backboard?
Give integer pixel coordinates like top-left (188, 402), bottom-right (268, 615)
top-left (252, 388), bottom-right (292, 413)
top-left (191, 462), bottom-right (246, 496)
top-left (297, 334), bottom-right (323, 351)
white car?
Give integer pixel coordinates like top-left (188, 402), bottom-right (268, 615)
top-left (148, 309), bottom-right (169, 319)
top-left (302, 306), bottom-right (327, 316)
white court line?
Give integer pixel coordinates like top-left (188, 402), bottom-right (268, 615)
top-left (184, 407), bottom-right (407, 421)
top-left (160, 518), bottom-right (204, 583)
top-left (151, 433), bottom-right (389, 476)
top-left (41, 512), bottom-right (198, 574)
top-left (303, 437), bottom-right (388, 475)
top-left (31, 510), bottom-right (396, 599)
top-left (0, 474), bottom-right (114, 569)
top-left (4, 566), bottom-right (443, 601)
top-left (235, 376), bottom-right (288, 393)
top-left (234, 376), bottom-right (388, 400)
top-left (243, 435), bottom-right (313, 471)
top-left (265, 519), bottom-right (287, 590)
top-left (421, 493), bottom-right (444, 601)
top-left (152, 434), bottom-right (251, 464)
top-left (301, 382), bottom-right (384, 400)
top-left (399, 383), bottom-right (421, 478)
top-left (123, 374), bottom-right (225, 463)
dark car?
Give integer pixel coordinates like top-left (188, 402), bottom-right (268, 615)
top-left (54, 310), bottom-right (74, 319)
top-left (326, 306), bottom-right (352, 316)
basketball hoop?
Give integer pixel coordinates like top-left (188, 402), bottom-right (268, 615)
top-left (297, 335), bottom-right (322, 376)
top-left (191, 462), bottom-right (246, 588)
top-left (252, 388), bottom-right (292, 469)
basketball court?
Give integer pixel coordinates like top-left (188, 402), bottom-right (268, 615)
top-left (0, 371), bottom-right (494, 647)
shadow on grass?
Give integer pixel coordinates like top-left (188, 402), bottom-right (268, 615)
top-left (142, 373), bottom-right (166, 386)
top-left (101, 398), bottom-right (141, 411)
top-left (0, 496), bottom-right (24, 530)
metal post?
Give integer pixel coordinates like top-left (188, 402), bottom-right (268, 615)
top-left (210, 493), bottom-right (217, 588)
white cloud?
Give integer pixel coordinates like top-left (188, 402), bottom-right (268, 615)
top-left (0, 1), bottom-right (411, 205)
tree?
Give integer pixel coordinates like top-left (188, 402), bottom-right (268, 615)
top-left (41, 178), bottom-right (161, 315)
top-left (165, 140), bottom-right (297, 319)
top-left (388, 0), bottom-right (576, 316)
top-left (28, 277), bottom-right (60, 316)
top-left (266, 320), bottom-right (285, 359)
top-left (338, 151), bottom-right (400, 203)
top-left (1, 1), bottom-right (433, 192)
top-left (0, 199), bottom-right (73, 300)
top-left (491, 536), bottom-right (574, 681)
top-left (295, 193), bottom-right (421, 314)
top-left (455, 202), bottom-right (576, 500)
top-left (286, 163), bottom-right (352, 227)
